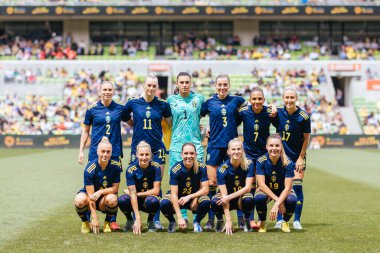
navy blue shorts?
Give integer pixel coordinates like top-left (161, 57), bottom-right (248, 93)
top-left (206, 147), bottom-right (228, 166)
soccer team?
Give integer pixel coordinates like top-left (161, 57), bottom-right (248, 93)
top-left (74, 72), bottom-right (311, 235)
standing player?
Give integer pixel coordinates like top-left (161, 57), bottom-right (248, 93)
top-left (274, 88), bottom-right (311, 230)
top-left (124, 75), bottom-right (172, 229)
top-left (74, 137), bottom-right (120, 234)
top-left (118, 141), bottom-right (161, 233)
top-left (254, 134), bottom-right (297, 233)
top-left (167, 72), bottom-right (205, 222)
top-left (211, 138), bottom-right (255, 234)
top-left (237, 87), bottom-right (277, 229)
top-left (201, 74), bottom-right (245, 230)
top-left (78, 80), bottom-right (129, 231)
top-left (160, 142), bottom-right (210, 233)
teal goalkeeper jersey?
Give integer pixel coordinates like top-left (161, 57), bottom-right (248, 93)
top-left (167, 92), bottom-right (204, 158)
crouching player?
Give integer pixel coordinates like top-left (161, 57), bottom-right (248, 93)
top-left (118, 141), bottom-right (161, 234)
top-left (211, 138), bottom-right (255, 235)
top-left (160, 142), bottom-right (210, 233)
top-left (254, 134), bottom-right (297, 233)
top-left (74, 137), bottom-right (120, 234)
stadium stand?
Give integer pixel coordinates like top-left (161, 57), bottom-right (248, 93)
top-left (0, 63), bottom-right (346, 135)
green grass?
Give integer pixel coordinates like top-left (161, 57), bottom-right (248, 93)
top-left (0, 149), bottom-right (379, 252)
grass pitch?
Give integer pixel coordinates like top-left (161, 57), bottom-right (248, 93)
top-left (0, 149), bottom-right (379, 253)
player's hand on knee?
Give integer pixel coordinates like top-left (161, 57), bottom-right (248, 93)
top-left (217, 195), bottom-right (230, 205)
top-left (222, 219), bottom-right (233, 235)
top-left (90, 191), bottom-right (102, 201)
top-left (295, 157), bottom-right (304, 172)
top-left (178, 196), bottom-right (190, 206)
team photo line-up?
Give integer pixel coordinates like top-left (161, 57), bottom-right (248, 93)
top-left (75, 72), bottom-right (311, 235)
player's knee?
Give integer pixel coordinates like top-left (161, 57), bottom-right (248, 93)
top-left (211, 194), bottom-right (223, 213)
top-left (287, 193), bottom-right (297, 206)
top-left (105, 194), bottom-right (118, 207)
top-left (254, 192), bottom-right (267, 205)
top-left (241, 193), bottom-right (254, 212)
top-left (118, 194), bottom-right (132, 211)
top-left (74, 194), bottom-right (88, 208)
top-left (145, 196), bottom-right (160, 213)
top-left (197, 196), bottom-right (211, 212)
top-left (160, 198), bottom-right (173, 215)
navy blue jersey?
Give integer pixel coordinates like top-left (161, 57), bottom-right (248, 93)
top-left (256, 154), bottom-right (295, 195)
top-left (217, 159), bottom-right (255, 194)
top-left (82, 160), bottom-right (121, 193)
top-left (125, 97), bottom-right (171, 153)
top-left (126, 161), bottom-right (161, 193)
top-left (274, 107), bottom-right (311, 162)
top-left (169, 161), bottom-right (208, 198)
top-left (84, 100), bottom-right (130, 160)
top-left (238, 105), bottom-right (275, 160)
top-left (201, 94), bottom-right (245, 148)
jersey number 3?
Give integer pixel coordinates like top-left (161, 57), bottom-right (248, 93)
top-left (222, 116), bottom-right (227, 127)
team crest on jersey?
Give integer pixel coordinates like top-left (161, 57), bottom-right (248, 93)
top-left (192, 100), bottom-right (197, 108)
top-left (271, 176), bottom-right (276, 182)
top-left (235, 180), bottom-right (240, 186)
top-left (143, 181), bottom-right (148, 189)
top-left (207, 154), bottom-right (210, 161)
top-left (146, 110), bottom-right (151, 118)
top-left (254, 124), bottom-right (259, 131)
top-left (186, 181), bottom-right (191, 188)
top-left (285, 124), bottom-right (289, 131)
top-left (106, 116), bottom-right (111, 123)
top-left (102, 180), bottom-right (108, 188)
top-left (221, 108), bottom-right (227, 116)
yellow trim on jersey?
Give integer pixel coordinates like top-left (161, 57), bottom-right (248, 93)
top-left (151, 161), bottom-right (160, 168)
top-left (86, 163), bottom-right (96, 173)
top-left (127, 165), bottom-right (137, 174)
top-left (219, 164), bottom-right (228, 173)
top-left (255, 191), bottom-right (267, 196)
top-left (127, 97), bottom-right (138, 102)
top-left (238, 106), bottom-right (248, 112)
top-left (111, 160), bottom-right (122, 168)
top-left (299, 111), bottom-right (309, 120)
top-left (87, 102), bottom-right (97, 110)
top-left (258, 155), bottom-right (267, 163)
top-left (198, 196), bottom-right (210, 204)
top-left (172, 164), bottom-right (181, 173)
top-left (242, 193), bottom-right (253, 199)
top-left (198, 162), bottom-right (206, 168)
